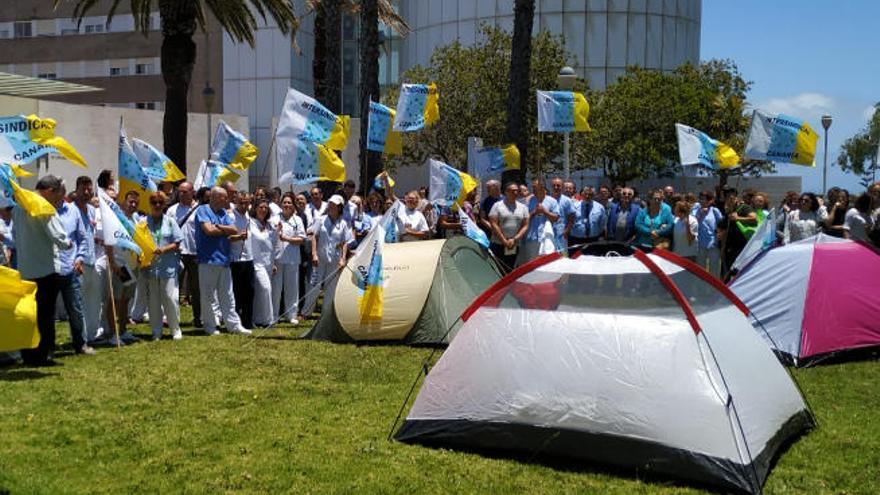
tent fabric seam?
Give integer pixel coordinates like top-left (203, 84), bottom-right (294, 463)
top-left (632, 249), bottom-right (702, 334)
top-left (651, 249), bottom-right (751, 316)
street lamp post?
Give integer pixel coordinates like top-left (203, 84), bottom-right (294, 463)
top-left (821, 114), bottom-right (832, 195)
top-left (202, 83), bottom-right (216, 160)
top-left (557, 66), bottom-right (577, 180)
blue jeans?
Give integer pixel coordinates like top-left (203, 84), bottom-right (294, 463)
top-left (59, 272), bottom-right (86, 350)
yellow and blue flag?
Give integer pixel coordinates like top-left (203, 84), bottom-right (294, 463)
top-left (0, 163), bottom-right (56, 219)
top-left (372, 171), bottom-right (396, 191)
top-left (459, 209), bottom-right (490, 249)
top-left (118, 123), bottom-right (158, 213)
top-left (393, 83), bottom-right (439, 132)
top-left (0, 114), bottom-right (87, 168)
top-left (212, 120), bottom-right (260, 171)
top-left (351, 199), bottom-right (401, 322)
top-left (0, 265), bottom-right (40, 352)
top-left (132, 138), bottom-right (186, 183)
top-left (276, 87), bottom-right (349, 150)
top-left (744, 110), bottom-right (818, 166)
top-left (278, 139), bottom-right (345, 186)
top-left (96, 190), bottom-right (143, 263)
top-left (428, 158), bottom-right (478, 208)
top-left (536, 90), bottom-right (590, 133)
top-left (675, 124), bottom-right (740, 169)
top-left (193, 159), bottom-right (240, 189)
top-left (366, 102), bottom-right (402, 154)
top-left (473, 143), bottom-right (520, 175)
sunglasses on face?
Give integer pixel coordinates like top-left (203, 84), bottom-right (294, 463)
top-left (150, 201), bottom-right (164, 206)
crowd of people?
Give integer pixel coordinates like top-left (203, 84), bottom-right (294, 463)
top-left (2, 169), bottom-right (879, 367)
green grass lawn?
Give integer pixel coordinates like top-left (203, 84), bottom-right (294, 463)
top-left (0, 306), bottom-right (877, 494)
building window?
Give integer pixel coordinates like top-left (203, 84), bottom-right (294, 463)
top-left (110, 66), bottom-right (129, 76)
top-left (14, 22), bottom-right (32, 38)
top-left (37, 73), bottom-right (57, 80)
top-left (135, 102), bottom-right (157, 110)
top-left (135, 63), bottom-right (154, 75)
top-left (84, 24), bottom-right (105, 34)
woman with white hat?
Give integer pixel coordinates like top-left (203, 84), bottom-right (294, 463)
top-left (301, 195), bottom-right (353, 318)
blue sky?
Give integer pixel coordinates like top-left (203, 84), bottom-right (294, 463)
top-left (701, 0), bottom-right (880, 193)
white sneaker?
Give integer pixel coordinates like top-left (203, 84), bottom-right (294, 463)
top-left (229, 327), bottom-right (253, 335)
top-left (172, 329), bottom-right (183, 340)
top-left (205, 329), bottom-right (221, 336)
top-left (289, 318), bottom-right (299, 326)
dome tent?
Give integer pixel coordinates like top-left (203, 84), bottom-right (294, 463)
top-left (395, 248), bottom-right (813, 494)
top-left (303, 236), bottom-right (503, 345)
top-left (729, 234), bottom-right (880, 366)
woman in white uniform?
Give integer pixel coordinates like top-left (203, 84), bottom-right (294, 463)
top-left (249, 199), bottom-right (279, 327)
top-left (272, 192), bottom-right (306, 326)
top-left (302, 195), bottom-right (353, 317)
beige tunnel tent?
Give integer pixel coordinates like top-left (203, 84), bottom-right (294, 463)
top-left (303, 236), bottom-right (503, 344)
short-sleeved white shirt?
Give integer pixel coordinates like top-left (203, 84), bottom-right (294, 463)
top-left (396, 208), bottom-right (429, 242)
top-left (276, 213), bottom-right (306, 265)
top-left (315, 215), bottom-right (353, 263)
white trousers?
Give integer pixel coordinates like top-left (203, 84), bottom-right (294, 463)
top-left (80, 264), bottom-right (104, 341)
top-left (272, 262), bottom-right (300, 322)
top-left (147, 276), bottom-right (180, 335)
top-left (302, 261), bottom-right (341, 317)
top-left (253, 263), bottom-right (274, 326)
top-left (198, 264), bottom-right (243, 332)
top-left (129, 273), bottom-right (149, 321)
top-left (696, 247), bottom-right (722, 278)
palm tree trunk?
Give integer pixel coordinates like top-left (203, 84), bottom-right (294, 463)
top-left (322, 0), bottom-right (342, 114)
top-left (503, 0), bottom-right (535, 185)
top-left (312, 3), bottom-right (326, 101)
top-left (158, 0), bottom-right (198, 175)
top-left (359, 0), bottom-right (381, 195)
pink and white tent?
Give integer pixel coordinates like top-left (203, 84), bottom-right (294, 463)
top-left (730, 234), bottom-right (880, 366)
top-left (396, 249), bottom-right (813, 494)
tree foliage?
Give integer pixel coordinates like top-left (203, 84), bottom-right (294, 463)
top-left (574, 59), bottom-right (766, 185)
top-left (837, 103), bottom-right (880, 187)
top-left (383, 26), bottom-right (577, 173)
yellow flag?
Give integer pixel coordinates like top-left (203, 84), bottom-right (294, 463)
top-left (0, 266), bottom-right (40, 352)
top-left (326, 115), bottom-right (351, 151)
top-left (573, 93), bottom-right (591, 132)
top-left (317, 143), bottom-right (346, 183)
top-left (26, 115), bottom-right (88, 168)
top-left (424, 83), bottom-right (440, 127)
top-left (218, 166), bottom-right (240, 184)
top-left (10, 180), bottom-right (56, 219)
top-left (11, 164), bottom-right (34, 178)
top-left (132, 221), bottom-right (157, 269)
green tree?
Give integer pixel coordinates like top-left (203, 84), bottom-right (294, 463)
top-left (383, 26), bottom-right (576, 177)
top-left (57, 0), bottom-right (298, 174)
top-left (504, 0), bottom-right (535, 185)
top-left (574, 60), bottom-right (765, 185)
top-left (837, 103), bottom-right (880, 188)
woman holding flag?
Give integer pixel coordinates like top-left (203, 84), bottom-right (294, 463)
top-left (302, 195), bottom-right (353, 318)
top-left (143, 191), bottom-right (183, 341)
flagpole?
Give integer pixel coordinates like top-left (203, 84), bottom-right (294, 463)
top-left (106, 267), bottom-right (121, 350)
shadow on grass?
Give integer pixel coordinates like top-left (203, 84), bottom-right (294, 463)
top-left (0, 368), bottom-right (58, 382)
top-left (797, 346), bottom-right (880, 368)
top-left (411, 443), bottom-right (732, 495)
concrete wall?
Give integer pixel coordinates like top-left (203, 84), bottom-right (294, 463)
top-left (0, 95), bottom-right (250, 191)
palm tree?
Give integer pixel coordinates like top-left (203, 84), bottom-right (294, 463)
top-left (504, 0), bottom-right (535, 185)
top-left (359, 0), bottom-right (380, 193)
top-left (306, 0), bottom-right (408, 192)
top-left (56, 0), bottom-right (298, 174)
